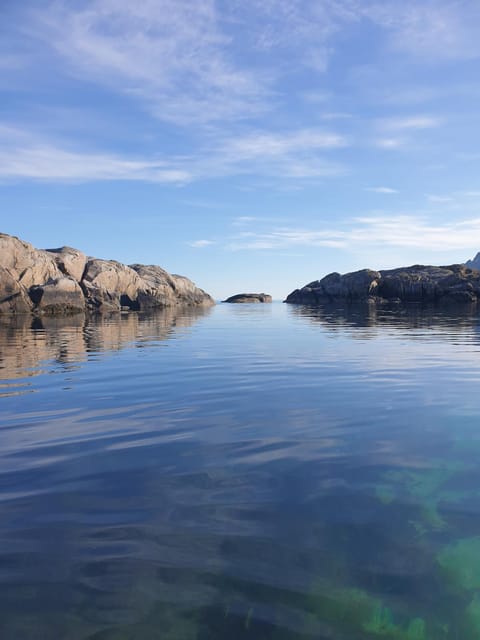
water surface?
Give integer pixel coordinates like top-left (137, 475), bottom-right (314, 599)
top-left (2, 303), bottom-right (480, 639)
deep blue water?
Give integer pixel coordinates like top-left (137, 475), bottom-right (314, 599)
top-left (2, 303), bottom-right (480, 639)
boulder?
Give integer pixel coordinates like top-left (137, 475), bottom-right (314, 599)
top-left (81, 259), bottom-right (146, 311)
top-left (46, 246), bottom-right (87, 282)
top-left (0, 233), bottom-right (62, 288)
top-left (29, 277), bottom-right (85, 315)
top-left (285, 264), bottom-right (480, 305)
top-left (169, 273), bottom-right (215, 306)
top-left (223, 293), bottom-right (272, 303)
top-left (131, 264), bottom-right (214, 308)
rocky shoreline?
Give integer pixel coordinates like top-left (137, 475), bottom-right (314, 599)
top-left (0, 233), bottom-right (214, 315)
top-left (285, 264), bottom-right (480, 305)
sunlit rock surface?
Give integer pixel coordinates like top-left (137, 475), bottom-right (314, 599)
top-left (0, 232), bottom-right (214, 314)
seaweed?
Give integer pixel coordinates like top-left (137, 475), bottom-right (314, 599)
top-left (437, 537), bottom-right (480, 591)
top-left (306, 583), bottom-right (432, 639)
top-left (406, 618), bottom-right (426, 640)
top-left (374, 464), bottom-right (472, 533)
top-left (464, 592), bottom-right (480, 637)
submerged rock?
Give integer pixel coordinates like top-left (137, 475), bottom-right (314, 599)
top-left (223, 293), bottom-right (272, 303)
top-left (285, 264), bottom-right (480, 305)
top-left (0, 232), bottom-right (214, 315)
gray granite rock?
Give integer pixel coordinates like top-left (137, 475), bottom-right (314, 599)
top-left (466, 252), bottom-right (480, 270)
top-left (29, 277), bottom-right (85, 315)
top-left (46, 246), bottom-right (87, 282)
top-left (285, 264), bottom-right (480, 305)
top-left (223, 293), bottom-right (272, 303)
top-left (0, 265), bottom-right (33, 314)
top-left (0, 232), bottom-right (215, 314)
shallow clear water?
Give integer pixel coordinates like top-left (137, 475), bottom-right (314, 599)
top-left (2, 303), bottom-right (480, 639)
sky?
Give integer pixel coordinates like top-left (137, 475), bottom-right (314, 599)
top-left (1, 0), bottom-right (480, 299)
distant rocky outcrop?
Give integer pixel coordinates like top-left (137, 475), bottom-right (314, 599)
top-left (466, 252), bottom-right (480, 270)
top-left (223, 293), bottom-right (272, 303)
top-left (0, 233), bottom-right (214, 315)
top-left (285, 264), bottom-right (480, 305)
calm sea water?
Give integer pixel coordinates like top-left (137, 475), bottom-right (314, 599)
top-left (2, 303), bottom-right (480, 639)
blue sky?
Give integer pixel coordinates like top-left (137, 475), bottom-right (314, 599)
top-left (1, 0), bottom-right (480, 299)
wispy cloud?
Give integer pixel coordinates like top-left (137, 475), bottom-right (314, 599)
top-left (222, 130), bottom-right (347, 159)
top-left (380, 116), bottom-right (443, 131)
top-left (365, 187), bottom-right (399, 194)
top-left (426, 194), bottom-right (454, 204)
top-left (232, 216), bottom-right (258, 226)
top-left (204, 128), bottom-right (349, 179)
top-left (0, 125), bottom-right (347, 183)
top-left (19, 0), bottom-right (477, 131)
top-left (374, 138), bottom-right (405, 150)
top-left (224, 215), bottom-right (480, 252)
top-left (0, 127), bottom-right (191, 183)
top-left (359, 1), bottom-right (480, 61)
top-left (188, 239), bottom-right (215, 248)
top-left (30, 0), bottom-right (268, 126)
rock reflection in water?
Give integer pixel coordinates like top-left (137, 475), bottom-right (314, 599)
top-left (287, 301), bottom-right (480, 336)
top-left (0, 307), bottom-right (212, 388)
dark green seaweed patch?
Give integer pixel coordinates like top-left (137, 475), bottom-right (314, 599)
top-left (305, 583), bottom-right (440, 639)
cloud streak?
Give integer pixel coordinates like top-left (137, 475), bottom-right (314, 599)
top-left (31, 0), bottom-right (268, 126)
top-left (223, 215), bottom-right (480, 252)
top-left (0, 125), bottom-right (347, 183)
top-left (365, 187), bottom-right (399, 194)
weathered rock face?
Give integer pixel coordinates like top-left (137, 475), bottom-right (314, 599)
top-left (0, 265), bottom-right (33, 314)
top-left (0, 234), bottom-right (62, 288)
top-left (29, 277), bottom-right (85, 315)
top-left (285, 265), bottom-right (480, 305)
top-left (46, 246), bottom-right (87, 282)
top-left (131, 265), bottom-right (213, 308)
top-left (0, 232), bottom-right (215, 314)
top-left (82, 259), bottom-right (147, 311)
top-left (223, 293), bottom-right (273, 303)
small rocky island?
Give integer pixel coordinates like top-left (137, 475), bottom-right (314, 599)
top-left (285, 264), bottom-right (480, 305)
top-left (223, 293), bottom-right (272, 303)
top-left (0, 233), bottom-right (214, 315)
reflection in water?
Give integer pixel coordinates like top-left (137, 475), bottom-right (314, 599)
top-left (1, 304), bottom-right (480, 638)
top-left (0, 307), bottom-right (212, 389)
top-left (288, 300), bottom-right (480, 334)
